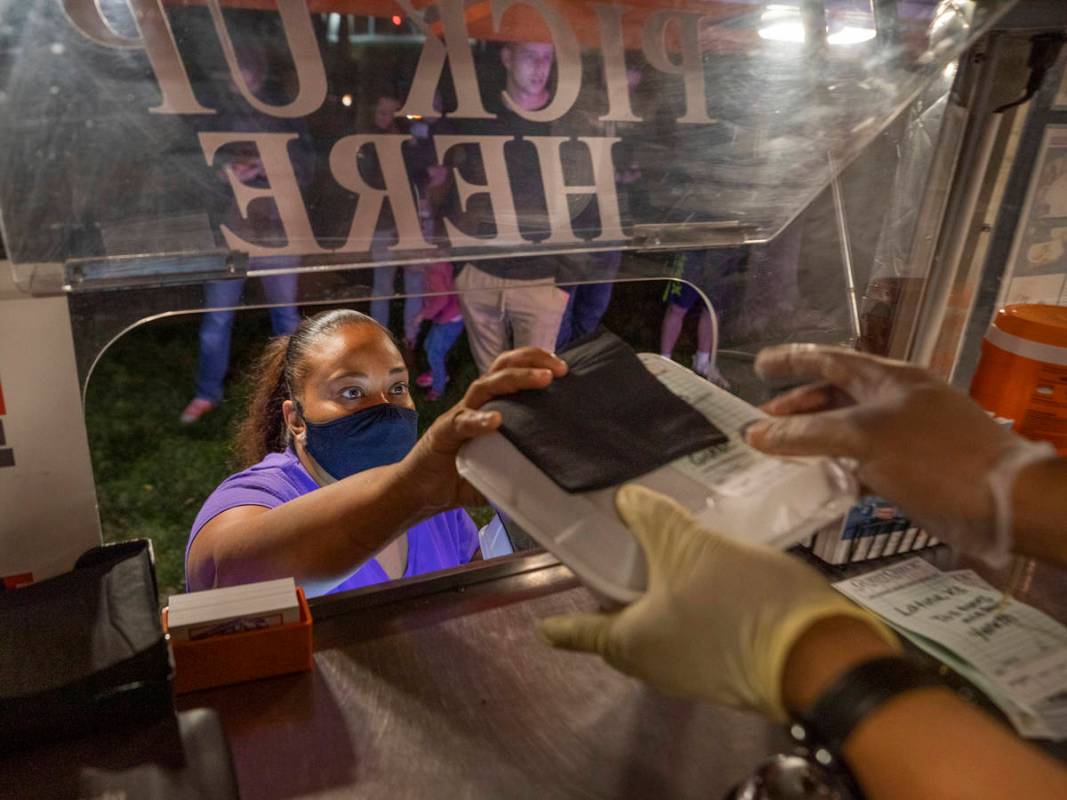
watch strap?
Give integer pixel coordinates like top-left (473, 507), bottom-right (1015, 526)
top-left (797, 655), bottom-right (944, 756)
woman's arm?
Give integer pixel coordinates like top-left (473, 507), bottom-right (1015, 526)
top-left (188, 348), bottom-right (567, 594)
top-left (189, 464), bottom-right (431, 594)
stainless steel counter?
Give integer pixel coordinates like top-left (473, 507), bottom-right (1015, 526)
top-left (175, 547), bottom-right (1067, 798)
top-left (177, 553), bottom-right (793, 799)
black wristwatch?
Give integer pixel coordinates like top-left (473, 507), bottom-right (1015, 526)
top-left (790, 655), bottom-right (945, 759)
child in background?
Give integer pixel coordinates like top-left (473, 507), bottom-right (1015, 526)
top-left (660, 250), bottom-right (734, 389)
top-left (414, 261), bottom-right (465, 401)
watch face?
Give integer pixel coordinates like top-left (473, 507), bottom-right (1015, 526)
top-left (727, 754), bottom-right (858, 800)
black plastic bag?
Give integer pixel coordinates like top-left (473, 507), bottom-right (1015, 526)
top-left (485, 328), bottom-right (727, 492)
top-left (0, 539), bottom-right (173, 753)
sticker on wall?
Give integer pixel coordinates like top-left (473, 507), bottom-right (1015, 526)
top-left (1004, 126), bottom-right (1067, 306)
top-left (0, 379), bottom-right (12, 469)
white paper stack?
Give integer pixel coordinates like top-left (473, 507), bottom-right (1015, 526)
top-left (834, 558), bottom-right (1067, 740)
top-left (167, 577), bottom-right (299, 641)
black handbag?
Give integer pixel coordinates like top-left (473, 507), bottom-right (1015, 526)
top-left (0, 539), bottom-right (174, 753)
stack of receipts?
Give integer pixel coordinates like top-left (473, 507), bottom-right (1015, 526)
top-left (168, 577), bottom-right (299, 641)
top-left (834, 557), bottom-right (1067, 740)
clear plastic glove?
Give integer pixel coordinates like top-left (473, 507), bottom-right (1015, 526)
top-left (745, 345), bottom-right (1055, 567)
top-left (540, 485), bottom-right (898, 721)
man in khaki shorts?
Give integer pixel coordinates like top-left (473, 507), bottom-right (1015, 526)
top-left (456, 255), bottom-right (570, 372)
top-left (455, 39), bottom-right (570, 373)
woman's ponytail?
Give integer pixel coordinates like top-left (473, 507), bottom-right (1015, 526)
top-left (234, 334), bottom-right (291, 468)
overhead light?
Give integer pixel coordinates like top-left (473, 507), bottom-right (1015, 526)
top-left (826, 26), bottom-right (876, 45)
top-left (758, 22), bottom-right (805, 43)
top-left (758, 4), bottom-right (804, 44)
top-left (341, 93), bottom-right (353, 107)
top-left (826, 2), bottom-right (876, 46)
top-left (758, 2), bottom-right (876, 47)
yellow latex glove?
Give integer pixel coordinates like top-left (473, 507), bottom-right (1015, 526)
top-left (540, 485), bottom-right (899, 721)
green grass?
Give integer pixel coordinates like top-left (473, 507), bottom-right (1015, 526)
top-left (85, 313), bottom-right (264, 600)
top-left (85, 281), bottom-right (686, 602)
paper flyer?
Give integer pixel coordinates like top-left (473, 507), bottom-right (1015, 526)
top-left (834, 558), bottom-right (1067, 740)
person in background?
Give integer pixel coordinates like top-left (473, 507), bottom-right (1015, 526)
top-left (455, 41), bottom-right (571, 373)
top-left (555, 251), bottom-right (621, 350)
top-left (733, 218), bottom-right (808, 342)
top-left (542, 345), bottom-right (1067, 799)
top-left (186, 308), bottom-right (566, 596)
top-left (659, 250), bottom-right (736, 388)
top-left (554, 56), bottom-right (647, 350)
top-left (366, 94), bottom-right (424, 348)
top-left (413, 260), bottom-right (464, 402)
top-left (405, 91), bottom-right (456, 219)
top-left (180, 43), bottom-right (308, 424)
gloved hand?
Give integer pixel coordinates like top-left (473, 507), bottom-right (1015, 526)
top-left (744, 344), bottom-right (1055, 567)
top-left (540, 485), bottom-right (898, 721)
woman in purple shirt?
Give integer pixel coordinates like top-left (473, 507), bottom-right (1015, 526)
top-left (186, 308), bottom-right (567, 597)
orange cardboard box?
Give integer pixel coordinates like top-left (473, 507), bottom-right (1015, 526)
top-left (162, 587), bottom-right (313, 694)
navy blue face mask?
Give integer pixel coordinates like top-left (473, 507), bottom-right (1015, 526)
top-left (299, 402), bottom-right (419, 481)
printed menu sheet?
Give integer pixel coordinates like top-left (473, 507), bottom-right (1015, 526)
top-left (834, 557), bottom-right (1067, 740)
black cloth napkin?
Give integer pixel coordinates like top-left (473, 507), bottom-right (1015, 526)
top-left (484, 328), bottom-right (727, 492)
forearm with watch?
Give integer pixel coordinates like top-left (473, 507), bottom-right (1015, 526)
top-left (783, 616), bottom-right (1067, 800)
top-left (541, 486), bottom-right (1067, 800)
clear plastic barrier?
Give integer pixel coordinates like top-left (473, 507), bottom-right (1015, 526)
top-left (0, 0), bottom-right (1013, 294)
top-left (0, 0), bottom-right (1021, 602)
